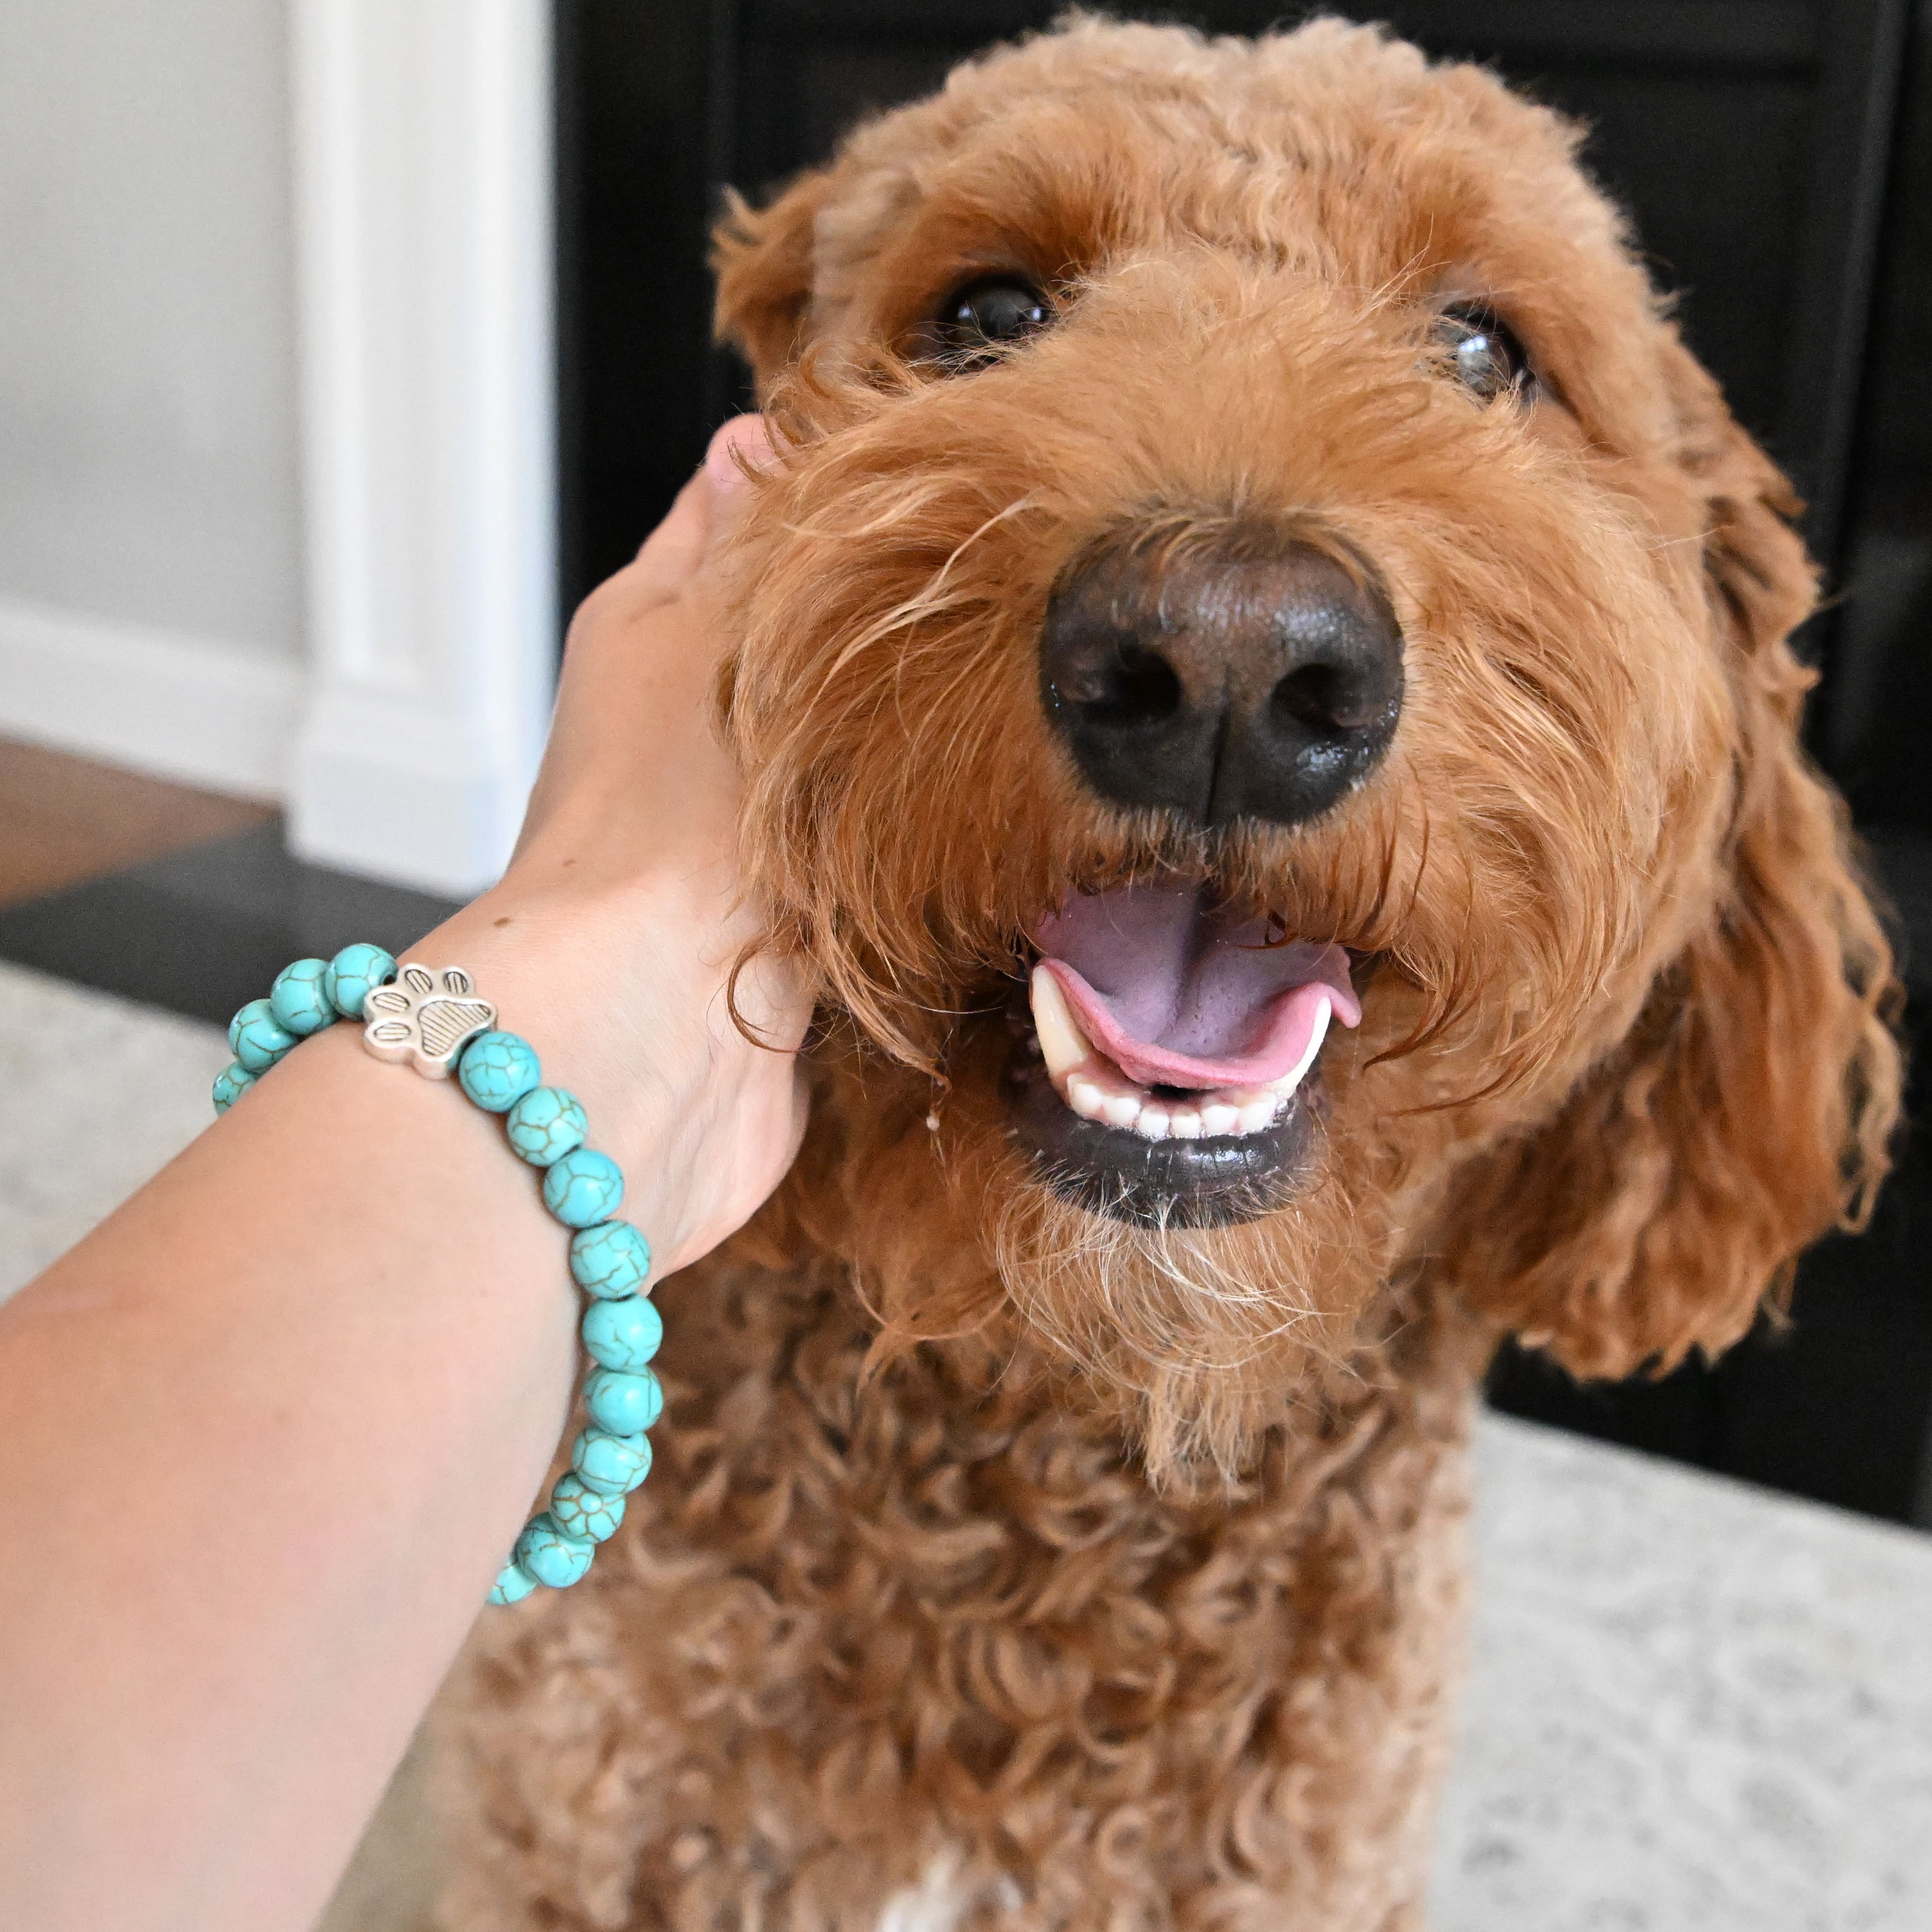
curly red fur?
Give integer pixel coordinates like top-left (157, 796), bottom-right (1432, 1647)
top-left (427, 17), bottom-right (1901, 1929)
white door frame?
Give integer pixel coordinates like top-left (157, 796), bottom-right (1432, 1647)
top-left (288, 0), bottom-right (555, 897)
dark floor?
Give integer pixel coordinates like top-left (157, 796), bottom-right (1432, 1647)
top-left (0, 738), bottom-right (457, 1025)
top-left (0, 736), bottom-right (277, 909)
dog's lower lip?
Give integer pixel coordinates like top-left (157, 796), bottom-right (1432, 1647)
top-left (999, 1023), bottom-right (1321, 1229)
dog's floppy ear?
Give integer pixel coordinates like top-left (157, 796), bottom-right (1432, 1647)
top-left (1444, 339), bottom-right (1902, 1379)
top-left (712, 172), bottom-right (830, 387)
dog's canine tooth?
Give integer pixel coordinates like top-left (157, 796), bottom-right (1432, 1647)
top-left (1028, 964), bottom-right (1093, 1084)
top-left (1264, 995), bottom-right (1333, 1103)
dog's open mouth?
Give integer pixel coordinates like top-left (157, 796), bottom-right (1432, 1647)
top-left (1001, 880), bottom-right (1361, 1226)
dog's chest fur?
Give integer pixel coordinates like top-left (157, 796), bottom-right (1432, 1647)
top-left (433, 1257), bottom-right (1483, 1931)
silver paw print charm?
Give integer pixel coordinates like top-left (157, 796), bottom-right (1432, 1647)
top-left (362, 964), bottom-right (496, 1078)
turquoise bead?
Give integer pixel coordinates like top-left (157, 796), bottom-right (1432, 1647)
top-left (458, 1031), bottom-right (541, 1112)
top-left (585, 1365), bottom-right (663, 1436)
top-left (211, 1062), bottom-right (256, 1113)
top-left (582, 1294), bottom-right (662, 1372)
top-left (570, 1428), bottom-right (652, 1497)
top-left (550, 1471), bottom-right (625, 1543)
top-left (515, 1512), bottom-right (595, 1588)
top-left (487, 1560), bottom-right (539, 1606)
top-left (543, 1148), bottom-right (624, 1228)
top-left (569, 1220), bottom-right (651, 1299)
top-left (323, 943), bottom-right (397, 1019)
top-left (505, 1086), bottom-right (588, 1167)
top-left (269, 958), bottom-right (335, 1036)
top-left (229, 998), bottom-right (296, 1073)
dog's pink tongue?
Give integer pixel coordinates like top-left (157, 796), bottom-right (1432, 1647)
top-left (1035, 883), bottom-right (1359, 1090)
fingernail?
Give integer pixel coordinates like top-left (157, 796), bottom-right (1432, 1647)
top-left (704, 414), bottom-right (775, 495)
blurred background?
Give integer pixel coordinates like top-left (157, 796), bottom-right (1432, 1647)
top-left (2, 1), bottom-right (1929, 1526)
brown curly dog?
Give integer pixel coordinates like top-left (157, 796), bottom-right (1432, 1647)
top-left (428, 15), bottom-right (1902, 1929)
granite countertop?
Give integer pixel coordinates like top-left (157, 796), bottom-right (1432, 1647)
top-left (4, 960), bottom-right (1930, 1929)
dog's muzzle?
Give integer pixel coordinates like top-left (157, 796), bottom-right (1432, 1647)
top-left (1039, 533), bottom-right (1403, 828)
top-left (1005, 530), bottom-right (1394, 1225)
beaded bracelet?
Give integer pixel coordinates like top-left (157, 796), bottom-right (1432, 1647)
top-left (211, 942), bottom-right (660, 1608)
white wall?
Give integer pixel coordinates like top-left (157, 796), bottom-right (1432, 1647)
top-left (0, 0), bottom-right (306, 797)
top-left (288, 0), bottom-right (556, 894)
top-left (0, 0), bottom-right (304, 656)
top-left (0, 0), bottom-right (557, 893)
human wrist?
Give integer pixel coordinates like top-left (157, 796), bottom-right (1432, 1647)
top-left (405, 863), bottom-right (797, 1279)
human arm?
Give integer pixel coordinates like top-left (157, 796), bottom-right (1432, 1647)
top-left (0, 420), bottom-right (804, 1932)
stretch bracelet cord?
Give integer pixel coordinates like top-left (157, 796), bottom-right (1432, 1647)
top-left (212, 943), bottom-right (660, 1607)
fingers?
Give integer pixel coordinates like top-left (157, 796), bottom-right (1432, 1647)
top-left (628, 414), bottom-right (774, 593)
top-left (513, 415), bottom-right (776, 872)
top-left (702, 413), bottom-right (776, 516)
top-left (627, 467), bottom-right (712, 591)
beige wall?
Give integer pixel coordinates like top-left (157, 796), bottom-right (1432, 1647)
top-left (0, 0), bottom-right (303, 661)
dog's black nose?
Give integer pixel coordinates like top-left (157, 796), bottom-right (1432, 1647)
top-left (1040, 533), bottom-right (1403, 827)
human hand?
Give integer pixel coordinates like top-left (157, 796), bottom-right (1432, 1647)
top-left (420, 417), bottom-right (811, 1276)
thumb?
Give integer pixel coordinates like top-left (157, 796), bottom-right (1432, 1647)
top-left (699, 413), bottom-right (777, 555)
top-left (621, 413), bottom-right (774, 601)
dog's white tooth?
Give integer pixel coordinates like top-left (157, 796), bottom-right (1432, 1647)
top-left (1266, 996), bottom-right (1333, 1103)
top-left (1066, 1073), bottom-right (1106, 1121)
top-left (1100, 1091), bottom-right (1142, 1129)
top-left (1200, 1100), bottom-right (1240, 1136)
top-left (1135, 1106), bottom-right (1172, 1141)
top-left (1235, 1092), bottom-right (1279, 1135)
top-left (1028, 965), bottom-right (1093, 1085)
top-left (1167, 1108), bottom-right (1203, 1139)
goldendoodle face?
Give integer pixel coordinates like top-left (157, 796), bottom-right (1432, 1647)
top-left (713, 20), bottom-right (1895, 1465)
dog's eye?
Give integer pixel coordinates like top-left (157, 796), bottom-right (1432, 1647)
top-left (1433, 304), bottom-right (1533, 400)
top-left (929, 276), bottom-right (1053, 369)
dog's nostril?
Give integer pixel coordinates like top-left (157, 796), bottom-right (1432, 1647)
top-left (1270, 661), bottom-right (1356, 733)
top-left (1074, 643), bottom-right (1184, 727)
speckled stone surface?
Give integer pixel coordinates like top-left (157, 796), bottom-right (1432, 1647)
top-left (270, 957), bottom-right (336, 1037)
top-left (323, 942), bottom-right (398, 1021)
top-left (0, 961), bottom-right (229, 1302)
top-left (456, 1030), bottom-right (541, 1113)
top-left (1431, 1413), bottom-right (1932, 1930)
top-left (503, 1084), bottom-right (587, 1168)
top-left (571, 1426), bottom-right (653, 1497)
top-left (514, 1511), bottom-right (594, 1589)
top-left (550, 1470), bottom-right (626, 1543)
top-left (211, 1061), bottom-right (256, 1114)
top-left (229, 995), bottom-right (295, 1072)
top-left (486, 1560), bottom-right (538, 1608)
top-left (568, 1217), bottom-right (651, 1298)
top-left (583, 1363), bottom-right (663, 1436)
top-left (541, 1145), bottom-right (624, 1227)
top-left (581, 1292), bottom-right (662, 1372)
